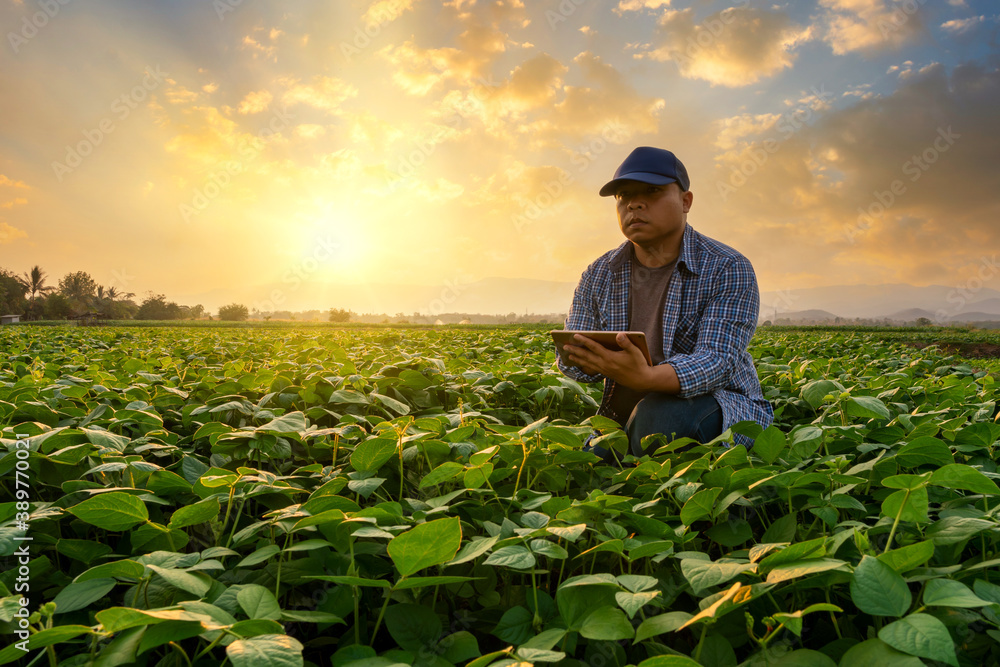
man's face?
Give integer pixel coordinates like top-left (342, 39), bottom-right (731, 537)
top-left (615, 180), bottom-right (693, 256)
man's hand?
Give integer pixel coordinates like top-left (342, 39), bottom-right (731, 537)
top-left (562, 332), bottom-right (654, 391)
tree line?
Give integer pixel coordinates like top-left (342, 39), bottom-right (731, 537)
top-left (0, 265), bottom-right (206, 321)
top-left (0, 266), bottom-right (356, 322)
top-left (0, 266), bottom-right (563, 324)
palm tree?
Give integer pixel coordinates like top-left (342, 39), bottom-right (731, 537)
top-left (94, 285), bottom-right (109, 316)
top-left (106, 285), bottom-right (135, 301)
top-left (100, 285), bottom-right (136, 320)
top-left (18, 265), bottom-right (55, 301)
top-left (17, 265), bottom-right (55, 319)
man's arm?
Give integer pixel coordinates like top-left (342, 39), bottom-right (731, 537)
top-left (667, 256), bottom-right (760, 398)
top-left (561, 331), bottom-right (680, 393)
top-left (564, 256), bottom-right (758, 396)
top-left (557, 264), bottom-right (605, 383)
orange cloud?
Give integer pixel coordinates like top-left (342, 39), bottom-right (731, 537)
top-left (281, 76), bottom-right (358, 115)
top-left (0, 221), bottom-right (27, 244)
top-left (819, 0), bottom-right (925, 55)
top-left (641, 7), bottom-right (812, 87)
top-left (0, 175), bottom-right (29, 189)
top-left (238, 90), bottom-right (274, 115)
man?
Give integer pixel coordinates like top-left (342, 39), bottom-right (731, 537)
top-left (557, 146), bottom-right (773, 459)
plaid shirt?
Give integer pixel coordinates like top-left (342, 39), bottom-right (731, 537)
top-left (558, 222), bottom-right (773, 448)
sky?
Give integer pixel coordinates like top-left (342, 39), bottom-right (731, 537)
top-left (1, 0), bottom-right (999, 314)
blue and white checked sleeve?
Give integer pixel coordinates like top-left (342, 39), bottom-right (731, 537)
top-left (667, 256), bottom-right (760, 398)
top-left (557, 264), bottom-right (605, 384)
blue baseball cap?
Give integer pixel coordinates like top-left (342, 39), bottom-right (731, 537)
top-left (599, 146), bottom-right (690, 197)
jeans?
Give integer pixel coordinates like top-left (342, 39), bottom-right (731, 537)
top-left (626, 392), bottom-right (724, 456)
top-left (584, 392), bottom-right (724, 463)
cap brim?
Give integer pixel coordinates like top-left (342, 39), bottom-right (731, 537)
top-left (599, 172), bottom-right (677, 197)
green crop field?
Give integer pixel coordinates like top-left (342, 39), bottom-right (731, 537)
top-left (1, 325), bottom-right (998, 667)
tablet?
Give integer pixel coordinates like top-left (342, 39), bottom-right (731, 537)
top-left (550, 330), bottom-right (652, 367)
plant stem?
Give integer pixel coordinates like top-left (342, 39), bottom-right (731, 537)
top-left (225, 494), bottom-right (248, 549)
top-left (694, 622), bottom-right (709, 663)
top-left (275, 532), bottom-right (291, 601)
top-left (825, 590), bottom-right (842, 639)
top-left (169, 642), bottom-right (193, 667)
top-left (350, 539), bottom-right (361, 646)
top-left (353, 590), bottom-right (361, 645)
top-left (193, 629), bottom-right (235, 661)
top-left (530, 569), bottom-right (541, 629)
top-left (982, 497), bottom-right (989, 560)
top-left (369, 586), bottom-right (394, 646)
top-left (512, 438), bottom-right (528, 497)
top-left (883, 488), bottom-right (910, 554)
top-left (398, 430), bottom-right (405, 503)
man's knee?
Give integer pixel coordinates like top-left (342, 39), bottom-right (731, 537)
top-left (627, 393), bottom-right (722, 455)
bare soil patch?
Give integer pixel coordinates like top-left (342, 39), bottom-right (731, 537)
top-left (903, 340), bottom-right (1000, 359)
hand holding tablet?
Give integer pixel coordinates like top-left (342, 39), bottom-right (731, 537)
top-left (550, 330), bottom-right (652, 367)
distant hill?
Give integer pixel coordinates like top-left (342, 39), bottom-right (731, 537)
top-left (887, 308), bottom-right (938, 321)
top-left (943, 311), bottom-right (1000, 323)
top-left (759, 284), bottom-right (1000, 319)
top-left (174, 278), bottom-right (1000, 321)
top-left (173, 277), bottom-right (577, 316)
top-left (957, 297), bottom-right (1000, 316)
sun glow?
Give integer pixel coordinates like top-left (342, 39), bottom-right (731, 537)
top-left (290, 205), bottom-right (373, 284)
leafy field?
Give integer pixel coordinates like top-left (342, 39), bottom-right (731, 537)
top-left (1, 325), bottom-right (999, 667)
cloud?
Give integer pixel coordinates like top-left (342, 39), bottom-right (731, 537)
top-left (162, 78), bottom-right (201, 106)
top-left (281, 76), bottom-right (358, 115)
top-left (240, 25), bottom-right (285, 62)
top-left (490, 53), bottom-right (568, 113)
top-left (0, 175), bottom-right (29, 189)
top-left (819, 0), bottom-right (925, 55)
top-left (382, 25), bottom-right (508, 96)
top-left (470, 161), bottom-right (573, 208)
top-left (238, 90), bottom-right (274, 114)
top-left (941, 15), bottom-right (985, 34)
top-left (295, 124), bottom-right (326, 139)
top-left (640, 7), bottom-right (812, 87)
top-left (713, 113), bottom-right (782, 150)
top-left (843, 83), bottom-right (875, 100)
top-left (0, 221), bottom-right (27, 244)
top-left (0, 175), bottom-right (29, 212)
top-left (348, 111), bottom-right (406, 147)
top-left (362, 0), bottom-right (417, 26)
top-left (379, 0), bottom-right (527, 96)
top-left (556, 52), bottom-right (663, 134)
top-left (616, 0), bottom-right (671, 12)
top-left (411, 177), bottom-right (465, 202)
top-left (711, 62), bottom-right (1000, 287)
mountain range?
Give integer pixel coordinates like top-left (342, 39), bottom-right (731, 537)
top-left (174, 279), bottom-right (1000, 323)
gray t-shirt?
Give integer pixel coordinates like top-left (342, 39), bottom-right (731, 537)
top-left (629, 246), bottom-right (677, 366)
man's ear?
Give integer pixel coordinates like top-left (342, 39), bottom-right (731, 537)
top-left (682, 189), bottom-right (693, 213)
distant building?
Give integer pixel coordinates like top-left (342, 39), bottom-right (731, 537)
top-left (1, 314), bottom-right (21, 324)
top-left (68, 311), bottom-right (105, 325)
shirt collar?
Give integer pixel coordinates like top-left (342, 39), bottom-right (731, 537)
top-left (607, 222), bottom-right (700, 275)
